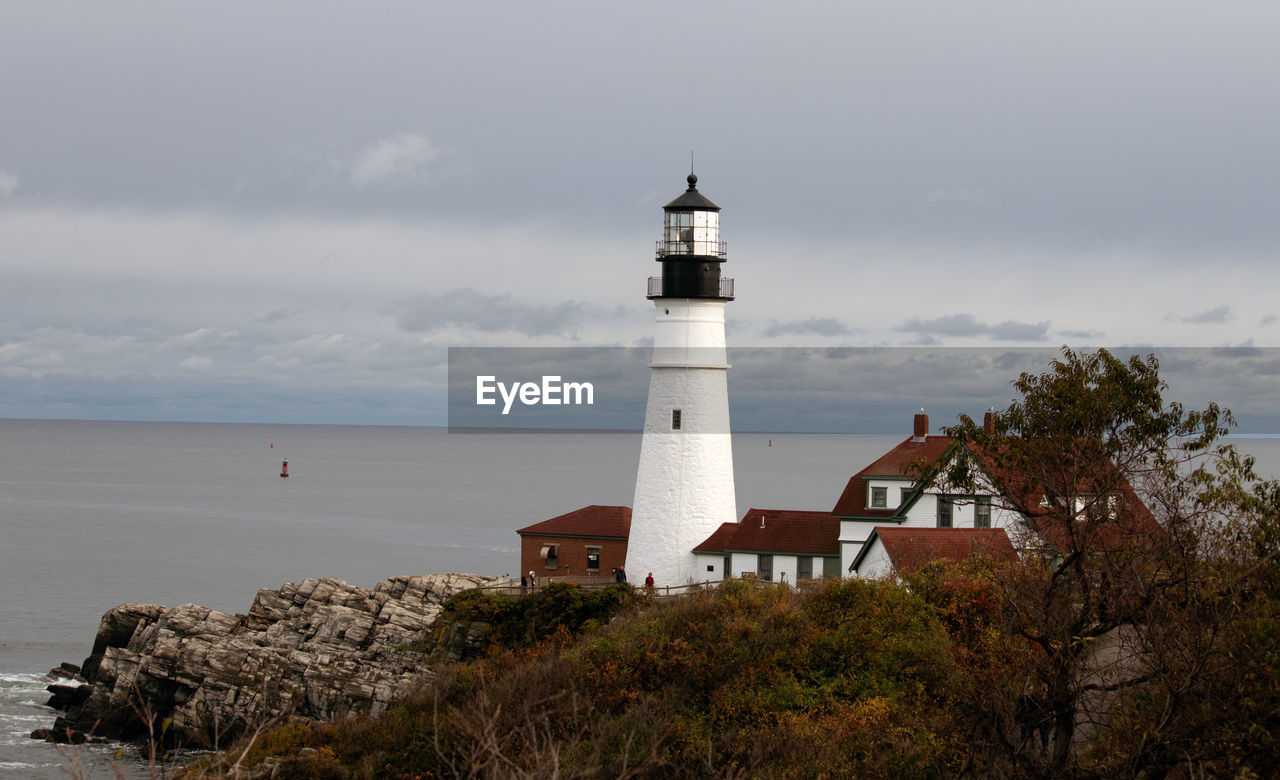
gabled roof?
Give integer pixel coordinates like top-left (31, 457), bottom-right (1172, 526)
top-left (852, 526), bottom-right (1017, 575)
top-left (1016, 488), bottom-right (1163, 554)
top-left (961, 442), bottom-right (1165, 554)
top-left (516, 505), bottom-right (631, 539)
top-left (693, 509), bottom-right (839, 556)
top-left (831, 435), bottom-right (954, 517)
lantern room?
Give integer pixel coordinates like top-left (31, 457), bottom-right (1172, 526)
top-left (649, 173), bottom-right (734, 300)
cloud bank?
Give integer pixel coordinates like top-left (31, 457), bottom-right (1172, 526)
top-left (894, 314), bottom-right (1050, 343)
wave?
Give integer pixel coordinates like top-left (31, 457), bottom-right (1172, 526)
top-left (0, 673), bottom-right (50, 686)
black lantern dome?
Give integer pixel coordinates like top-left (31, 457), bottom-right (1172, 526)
top-left (648, 173), bottom-right (734, 300)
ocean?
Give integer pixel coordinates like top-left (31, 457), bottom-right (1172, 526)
top-left (2, 420), bottom-right (1277, 777)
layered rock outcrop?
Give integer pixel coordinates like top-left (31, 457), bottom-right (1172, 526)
top-left (38, 573), bottom-right (501, 749)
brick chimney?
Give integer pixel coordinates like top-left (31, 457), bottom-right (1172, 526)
top-left (912, 409), bottom-right (928, 442)
top-left (984, 408), bottom-right (996, 433)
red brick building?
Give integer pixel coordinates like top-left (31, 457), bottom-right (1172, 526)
top-left (515, 505), bottom-right (631, 584)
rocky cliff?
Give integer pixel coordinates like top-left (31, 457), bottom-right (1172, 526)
top-left (35, 573), bottom-right (503, 749)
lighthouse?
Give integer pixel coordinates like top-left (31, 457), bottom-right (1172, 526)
top-left (626, 173), bottom-right (738, 586)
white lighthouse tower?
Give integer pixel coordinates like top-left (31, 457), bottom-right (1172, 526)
top-left (627, 173), bottom-right (737, 587)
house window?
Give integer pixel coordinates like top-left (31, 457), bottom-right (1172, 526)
top-left (758, 554), bottom-right (774, 582)
top-left (586, 547), bottom-right (600, 571)
top-left (900, 487), bottom-right (912, 506)
top-left (938, 496), bottom-right (954, 528)
top-left (870, 487), bottom-right (888, 508)
top-left (541, 544), bottom-right (558, 569)
top-left (797, 557), bottom-right (813, 580)
top-left (975, 497), bottom-right (992, 528)
top-left (823, 557), bottom-right (841, 578)
top-left (672, 409), bottom-right (682, 430)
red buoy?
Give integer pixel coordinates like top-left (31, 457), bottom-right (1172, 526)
top-left (280, 460), bottom-right (289, 478)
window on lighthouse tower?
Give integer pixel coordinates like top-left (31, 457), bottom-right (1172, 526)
top-left (671, 409), bottom-right (682, 430)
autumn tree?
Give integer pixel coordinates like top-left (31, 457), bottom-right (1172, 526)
top-left (932, 348), bottom-right (1279, 776)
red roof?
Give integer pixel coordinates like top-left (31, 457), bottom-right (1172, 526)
top-left (516, 505), bottom-right (631, 539)
top-left (870, 527), bottom-right (1017, 573)
top-left (831, 435), bottom-right (953, 517)
top-left (692, 521), bottom-right (739, 553)
top-left (693, 509), bottom-right (839, 555)
top-left (963, 442), bottom-right (1165, 554)
top-left (1017, 490), bottom-right (1164, 554)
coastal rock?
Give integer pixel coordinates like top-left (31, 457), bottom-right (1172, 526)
top-left (38, 573), bottom-right (502, 749)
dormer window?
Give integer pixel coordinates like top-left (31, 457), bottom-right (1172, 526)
top-left (870, 486), bottom-right (888, 508)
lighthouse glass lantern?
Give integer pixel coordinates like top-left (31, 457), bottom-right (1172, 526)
top-left (663, 208), bottom-right (719, 256)
top-left (652, 173), bottom-right (732, 300)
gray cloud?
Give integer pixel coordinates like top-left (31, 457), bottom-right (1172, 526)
top-left (897, 314), bottom-right (987, 337)
top-left (0, 168), bottom-right (17, 198)
top-left (988, 320), bottom-right (1051, 341)
top-left (1168, 305), bottom-right (1234, 324)
top-left (895, 314), bottom-right (1049, 342)
top-left (1212, 342), bottom-right (1262, 358)
top-left (1262, 316), bottom-right (1277, 327)
top-left (389, 288), bottom-right (630, 340)
top-left (762, 316), bottom-right (853, 338)
top-left (345, 134), bottom-right (467, 192)
top-left (254, 307), bottom-right (303, 324)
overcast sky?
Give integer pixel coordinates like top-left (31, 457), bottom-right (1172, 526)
top-left (3, 2), bottom-right (1279, 429)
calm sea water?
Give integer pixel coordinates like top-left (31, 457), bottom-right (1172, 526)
top-left (2, 420), bottom-right (1277, 776)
